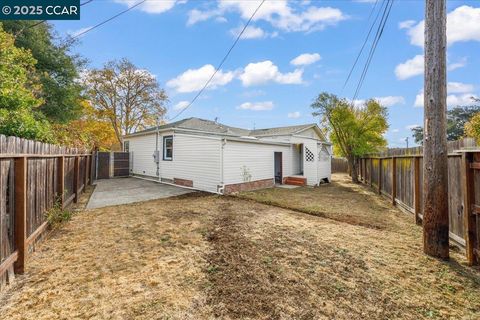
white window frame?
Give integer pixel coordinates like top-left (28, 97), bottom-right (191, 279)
top-left (163, 136), bottom-right (173, 160)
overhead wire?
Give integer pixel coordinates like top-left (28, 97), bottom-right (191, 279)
top-left (341, 0), bottom-right (382, 94)
top-left (168, 0), bottom-right (266, 121)
top-left (23, 0), bottom-right (95, 31)
top-left (70, 0), bottom-right (148, 40)
top-left (352, 0), bottom-right (394, 103)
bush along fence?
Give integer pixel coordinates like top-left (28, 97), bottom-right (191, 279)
top-left (0, 134), bottom-right (94, 290)
top-left (358, 138), bottom-right (479, 266)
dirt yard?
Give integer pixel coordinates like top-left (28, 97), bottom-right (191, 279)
top-left (0, 174), bottom-right (479, 319)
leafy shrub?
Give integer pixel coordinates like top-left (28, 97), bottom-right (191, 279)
top-left (45, 200), bottom-right (72, 228)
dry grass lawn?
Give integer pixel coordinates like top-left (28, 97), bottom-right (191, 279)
top-left (0, 174), bottom-right (479, 319)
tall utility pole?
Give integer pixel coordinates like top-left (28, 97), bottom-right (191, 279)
top-left (423, 0), bottom-right (449, 259)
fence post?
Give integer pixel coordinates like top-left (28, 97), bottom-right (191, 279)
top-left (14, 157), bottom-right (27, 274)
top-left (73, 156), bottom-right (80, 203)
top-left (462, 152), bottom-right (478, 265)
top-left (378, 158), bottom-right (382, 195)
top-left (90, 152), bottom-right (96, 184)
top-left (392, 157), bottom-right (397, 206)
top-left (359, 159), bottom-right (362, 181)
top-left (84, 156), bottom-right (88, 189)
top-left (414, 157), bottom-right (422, 225)
top-left (362, 158), bottom-right (366, 182)
top-left (370, 159), bottom-right (373, 187)
top-left (57, 156), bottom-right (65, 209)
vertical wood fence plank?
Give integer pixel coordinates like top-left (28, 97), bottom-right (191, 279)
top-left (14, 157), bottom-right (27, 274)
top-left (73, 156), bottom-right (79, 203)
top-left (84, 156), bottom-right (89, 189)
top-left (392, 157), bottom-right (397, 206)
top-left (462, 153), bottom-right (478, 265)
top-left (57, 156), bottom-right (65, 209)
top-left (370, 159), bottom-right (373, 187)
top-left (378, 159), bottom-right (382, 195)
top-left (414, 157), bottom-right (422, 225)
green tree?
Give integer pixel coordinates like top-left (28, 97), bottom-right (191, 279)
top-left (410, 104), bottom-right (480, 144)
top-left (311, 92), bottom-right (388, 182)
top-left (0, 24), bottom-right (54, 142)
top-left (2, 20), bottom-right (84, 123)
top-left (84, 59), bottom-right (168, 148)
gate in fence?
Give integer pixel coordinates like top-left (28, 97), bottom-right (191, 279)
top-left (95, 152), bottom-right (131, 179)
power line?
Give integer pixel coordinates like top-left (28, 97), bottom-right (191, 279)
top-left (70, 0), bottom-right (147, 40)
top-left (341, 0), bottom-right (382, 94)
top-left (352, 0), bottom-right (394, 103)
top-left (169, 0), bottom-right (266, 121)
top-left (25, 0), bottom-right (95, 30)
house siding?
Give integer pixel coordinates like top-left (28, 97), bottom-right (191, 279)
top-left (125, 133), bottom-right (157, 177)
top-left (223, 140), bottom-right (292, 185)
top-left (164, 133), bottom-right (222, 193)
top-left (125, 132), bottom-right (222, 193)
top-left (317, 144), bottom-right (332, 182)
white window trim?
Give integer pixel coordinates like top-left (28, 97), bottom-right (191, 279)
top-left (163, 136), bottom-right (173, 161)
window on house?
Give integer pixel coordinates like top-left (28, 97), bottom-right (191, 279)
top-left (123, 141), bottom-right (129, 152)
top-left (163, 136), bottom-right (173, 160)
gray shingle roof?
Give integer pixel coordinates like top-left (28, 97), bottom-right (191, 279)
top-left (249, 123), bottom-right (315, 136)
top-left (127, 117), bottom-right (319, 138)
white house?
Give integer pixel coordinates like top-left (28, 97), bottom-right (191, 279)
top-left (123, 117), bottom-right (332, 194)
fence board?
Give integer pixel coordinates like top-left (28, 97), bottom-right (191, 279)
top-left (0, 134), bottom-right (91, 289)
top-left (359, 138), bottom-right (480, 263)
top-left (331, 157), bottom-right (349, 173)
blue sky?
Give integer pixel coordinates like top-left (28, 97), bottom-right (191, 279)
top-left (51, 0), bottom-right (480, 147)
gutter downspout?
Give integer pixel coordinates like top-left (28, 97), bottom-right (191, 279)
top-left (155, 116), bottom-right (160, 179)
top-left (218, 138), bottom-right (226, 194)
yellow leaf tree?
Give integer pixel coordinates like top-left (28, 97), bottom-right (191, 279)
top-left (54, 100), bottom-right (118, 150)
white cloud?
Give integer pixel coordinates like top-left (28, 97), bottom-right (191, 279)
top-left (395, 55), bottom-right (424, 80)
top-left (230, 25), bottom-right (273, 39)
top-left (398, 20), bottom-right (416, 29)
top-left (166, 64), bottom-right (234, 93)
top-left (448, 82), bottom-right (475, 93)
top-left (351, 99), bottom-right (365, 108)
top-left (396, 55), bottom-right (468, 79)
top-left (114, 0), bottom-right (178, 14)
top-left (191, 0), bottom-right (347, 33)
top-left (447, 57), bottom-right (467, 71)
top-left (288, 111), bottom-right (301, 118)
top-left (353, 96), bottom-right (405, 108)
top-left (173, 101), bottom-right (190, 110)
top-left (239, 60), bottom-right (303, 86)
top-left (391, 128), bottom-right (400, 133)
top-left (237, 101), bottom-right (274, 111)
top-left (187, 8), bottom-right (221, 25)
top-left (447, 94), bottom-right (479, 106)
top-left (414, 89), bottom-right (478, 108)
top-left (402, 5), bottom-right (480, 47)
top-left (68, 26), bottom-right (92, 38)
top-left (290, 53), bottom-right (321, 66)
top-left (414, 91), bottom-right (424, 107)
top-left (375, 96), bottom-right (405, 107)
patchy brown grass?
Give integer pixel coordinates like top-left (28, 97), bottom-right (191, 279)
top-left (238, 173), bottom-right (414, 232)
top-left (1, 175), bottom-right (479, 319)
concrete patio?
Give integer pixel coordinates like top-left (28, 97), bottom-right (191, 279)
top-left (86, 177), bottom-right (193, 209)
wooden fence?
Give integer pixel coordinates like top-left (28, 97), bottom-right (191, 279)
top-left (0, 134), bottom-right (94, 289)
top-left (331, 157), bottom-right (349, 174)
top-left (359, 138), bottom-right (479, 265)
